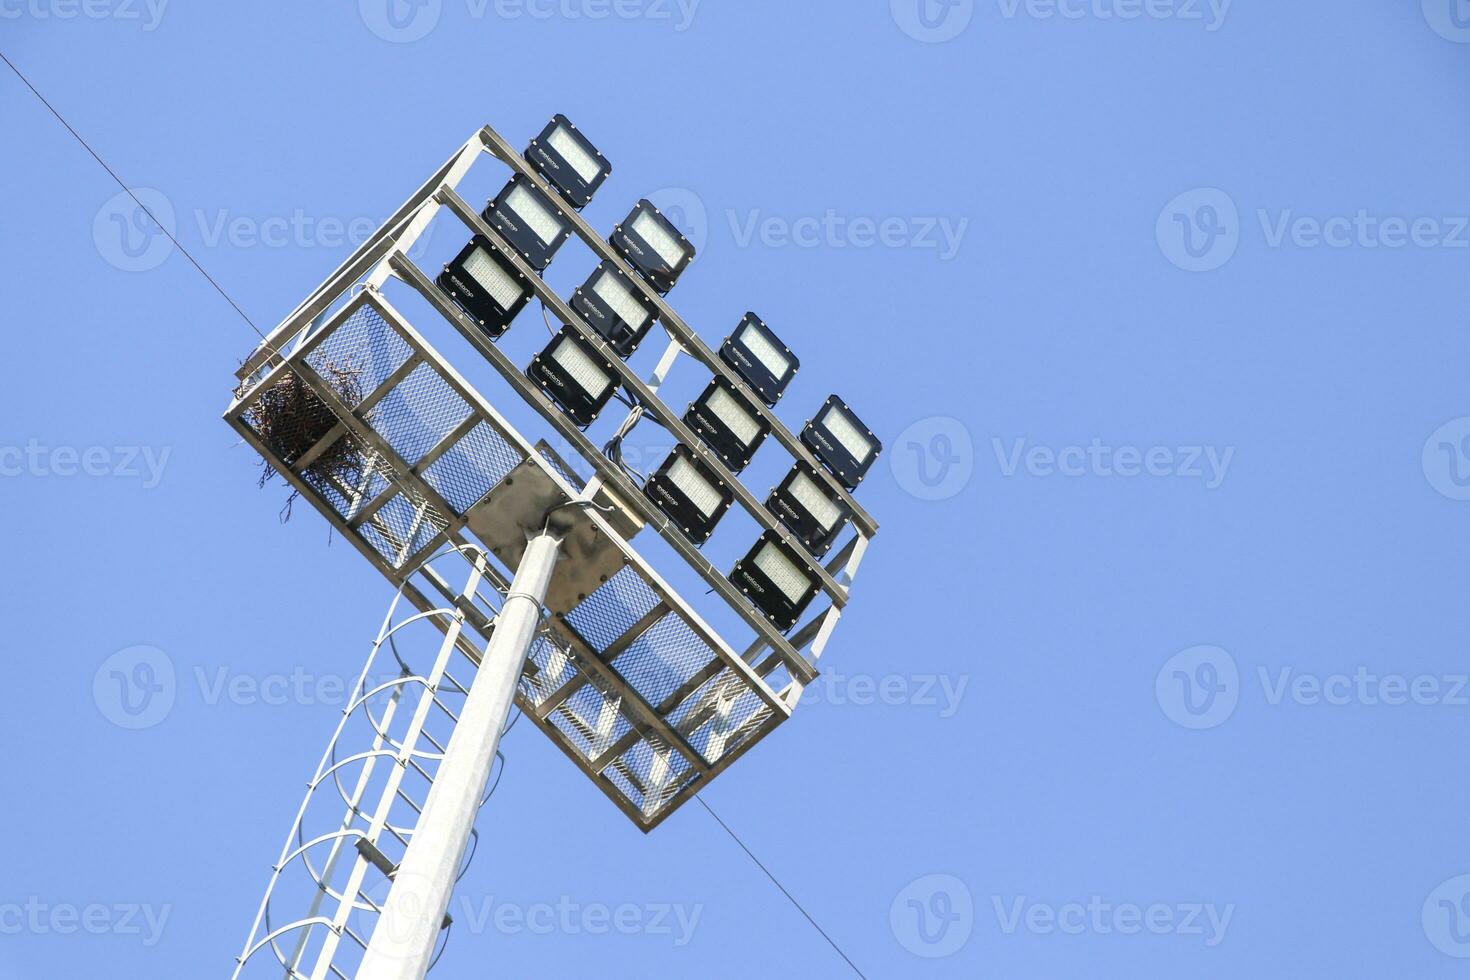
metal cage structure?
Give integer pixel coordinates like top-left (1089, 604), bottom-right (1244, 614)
top-left (225, 123), bottom-right (878, 978)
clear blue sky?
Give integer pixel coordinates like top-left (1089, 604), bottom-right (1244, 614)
top-left (5, 1), bottom-right (1470, 977)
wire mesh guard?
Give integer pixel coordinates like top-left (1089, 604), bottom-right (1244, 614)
top-left (225, 289), bottom-right (791, 834)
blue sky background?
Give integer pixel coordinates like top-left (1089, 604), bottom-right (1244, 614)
top-left (5, 1), bottom-right (1470, 976)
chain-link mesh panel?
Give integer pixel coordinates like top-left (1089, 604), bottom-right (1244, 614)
top-left (536, 444), bottom-right (585, 491)
top-left (359, 487), bottom-right (450, 569)
top-left (604, 736), bottom-right (698, 818)
top-left (609, 612), bottom-right (719, 711)
top-left (548, 680), bottom-right (633, 763)
top-left (305, 303), bottom-right (413, 395)
top-left (668, 667), bottom-right (776, 765)
top-left (369, 362), bottom-right (471, 467)
top-left (298, 437), bottom-right (387, 519)
top-left (422, 421), bottom-right (524, 516)
top-left (518, 632), bottom-right (577, 709)
top-left (563, 566), bottom-right (660, 653)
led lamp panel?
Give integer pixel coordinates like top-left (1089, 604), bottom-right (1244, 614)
top-left (526, 326), bottom-right (619, 427)
top-left (482, 175), bottom-right (572, 271)
top-left (570, 260), bottom-right (658, 358)
top-left (729, 532), bottom-right (820, 632)
top-left (644, 445), bottom-right (734, 546)
top-left (683, 376), bottom-right (770, 472)
top-left (435, 236), bottom-right (532, 339)
top-left (609, 199), bottom-right (694, 294)
top-left (766, 462), bottom-right (850, 558)
top-left (719, 313), bottom-right (798, 406)
top-left (801, 395), bottom-right (881, 490)
top-left (525, 114), bottom-right (611, 209)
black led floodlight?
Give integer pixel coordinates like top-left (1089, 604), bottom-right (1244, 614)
top-left (766, 462), bottom-right (850, 558)
top-left (644, 445), bottom-right (734, 546)
top-left (525, 114), bottom-right (611, 210)
top-left (719, 313), bottom-right (798, 406)
top-left (801, 395), bottom-right (881, 490)
top-left (571, 259), bottom-right (658, 358)
top-left (526, 325), bottom-right (620, 428)
top-left (610, 199), bottom-right (694, 294)
top-left (482, 174), bottom-right (572, 271)
top-left (729, 532), bottom-right (821, 632)
top-left (436, 235), bottom-right (532, 339)
top-left (683, 375), bottom-right (770, 472)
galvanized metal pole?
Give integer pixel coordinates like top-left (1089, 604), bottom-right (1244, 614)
top-left (357, 529), bottom-right (562, 980)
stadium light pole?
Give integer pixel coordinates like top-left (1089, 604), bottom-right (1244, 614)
top-left (356, 526), bottom-right (563, 980)
top-left (224, 119), bottom-right (881, 980)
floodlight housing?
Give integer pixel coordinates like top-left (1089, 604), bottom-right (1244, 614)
top-left (719, 312), bottom-right (798, 406)
top-left (644, 445), bottom-right (734, 546)
top-left (571, 259), bottom-right (659, 358)
top-left (525, 113), bottom-right (611, 209)
top-left (766, 462), bottom-right (850, 558)
top-left (435, 235), bottom-right (532, 339)
top-left (526, 326), bottom-right (620, 427)
top-left (801, 395), bottom-right (881, 490)
top-left (683, 375), bottom-right (770, 472)
top-left (729, 532), bottom-right (821, 632)
top-left (482, 174), bottom-right (572, 271)
top-left (610, 199), bottom-right (695, 294)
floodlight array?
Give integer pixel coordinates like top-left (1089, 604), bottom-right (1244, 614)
top-left (419, 118), bottom-right (884, 636)
top-left (225, 119), bottom-right (884, 839)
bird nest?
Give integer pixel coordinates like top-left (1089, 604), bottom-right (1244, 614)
top-left (237, 358), bottom-right (376, 521)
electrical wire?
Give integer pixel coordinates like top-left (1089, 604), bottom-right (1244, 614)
top-left (696, 797), bottom-right (868, 979)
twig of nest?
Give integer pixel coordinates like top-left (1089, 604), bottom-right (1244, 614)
top-left (237, 359), bottom-right (375, 522)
